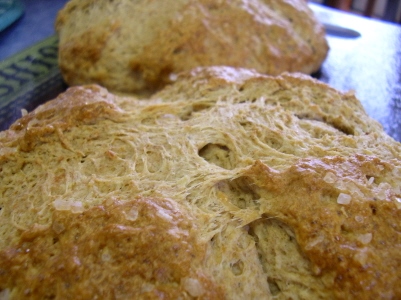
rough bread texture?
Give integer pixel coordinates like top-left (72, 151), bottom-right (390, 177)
top-left (55, 0), bottom-right (329, 94)
top-left (1, 67), bottom-right (401, 299)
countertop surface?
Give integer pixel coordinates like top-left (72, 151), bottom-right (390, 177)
top-left (310, 4), bottom-right (401, 142)
top-left (0, 2), bottom-right (400, 142)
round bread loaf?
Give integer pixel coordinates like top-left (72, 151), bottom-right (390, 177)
top-left (1, 67), bottom-right (401, 299)
top-left (55, 0), bottom-right (329, 95)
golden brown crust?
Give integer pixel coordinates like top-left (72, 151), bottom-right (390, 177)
top-left (0, 197), bottom-right (223, 299)
top-left (6, 85), bottom-right (123, 152)
top-left (55, 0), bottom-right (329, 94)
top-left (1, 67), bottom-right (401, 299)
top-left (245, 156), bottom-right (401, 299)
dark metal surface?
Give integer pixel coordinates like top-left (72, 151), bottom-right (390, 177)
top-left (311, 4), bottom-right (401, 142)
top-left (0, 0), bottom-right (24, 32)
top-left (0, 0), bottom-right (68, 61)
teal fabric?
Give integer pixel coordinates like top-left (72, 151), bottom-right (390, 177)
top-left (0, 0), bottom-right (24, 32)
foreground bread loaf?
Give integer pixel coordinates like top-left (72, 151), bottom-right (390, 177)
top-left (1, 67), bottom-right (401, 299)
top-left (55, 0), bottom-right (329, 94)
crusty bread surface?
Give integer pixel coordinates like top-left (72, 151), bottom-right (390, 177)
top-left (55, 0), bottom-right (329, 94)
top-left (1, 67), bottom-right (401, 299)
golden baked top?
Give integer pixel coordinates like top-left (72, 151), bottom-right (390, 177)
top-left (1, 67), bottom-right (400, 299)
top-left (55, 0), bottom-right (329, 94)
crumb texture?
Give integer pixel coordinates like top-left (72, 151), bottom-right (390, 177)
top-left (1, 67), bottom-right (401, 299)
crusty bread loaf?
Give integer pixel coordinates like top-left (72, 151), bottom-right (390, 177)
top-left (1, 66), bottom-right (401, 299)
top-left (55, 0), bottom-right (329, 95)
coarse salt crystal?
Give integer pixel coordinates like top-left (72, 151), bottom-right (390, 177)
top-left (305, 235), bottom-right (324, 250)
top-left (101, 249), bottom-right (112, 262)
top-left (337, 193), bottom-right (351, 205)
top-left (53, 199), bottom-right (71, 211)
top-left (141, 283), bottom-right (155, 293)
top-left (52, 221), bottom-right (65, 234)
top-left (323, 172), bottom-right (337, 184)
top-left (70, 201), bottom-right (84, 214)
top-left (73, 256), bottom-right (81, 266)
top-left (355, 215), bottom-right (364, 223)
top-left (126, 208), bottom-right (139, 221)
top-left (340, 206), bottom-right (349, 217)
top-left (393, 167), bottom-right (401, 177)
top-left (393, 186), bottom-right (401, 195)
top-left (0, 288), bottom-right (10, 300)
top-left (335, 180), bottom-right (346, 191)
top-left (169, 73), bottom-right (178, 81)
top-left (354, 248), bottom-right (369, 266)
top-left (312, 265), bottom-right (321, 275)
top-left (367, 176), bottom-right (374, 185)
top-left (156, 208), bottom-right (173, 221)
top-left (378, 182), bottom-right (391, 189)
top-left (357, 233), bottom-right (372, 244)
top-left (348, 182), bottom-right (364, 197)
top-left (395, 197), bottom-right (401, 209)
top-left (105, 197), bottom-right (116, 206)
top-left (377, 182), bottom-right (391, 201)
top-left (158, 114), bottom-right (180, 124)
top-left (182, 278), bottom-right (204, 297)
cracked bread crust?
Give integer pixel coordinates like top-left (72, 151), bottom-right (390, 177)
top-left (55, 0), bottom-right (329, 94)
top-left (1, 67), bottom-right (401, 299)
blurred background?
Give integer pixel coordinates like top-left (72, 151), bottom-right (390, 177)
top-left (309, 0), bottom-right (401, 23)
top-left (0, 0), bottom-right (68, 61)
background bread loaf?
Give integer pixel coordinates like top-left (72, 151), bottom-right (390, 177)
top-left (55, 0), bottom-right (329, 95)
top-left (1, 67), bottom-right (401, 299)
